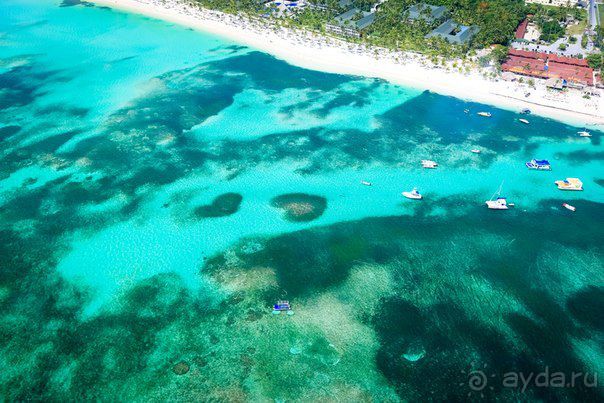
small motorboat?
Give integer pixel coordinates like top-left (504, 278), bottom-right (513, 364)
top-left (464, 109), bottom-right (469, 114)
top-left (525, 159), bottom-right (551, 170)
top-left (578, 131), bottom-right (592, 137)
top-left (521, 108), bottom-right (531, 115)
top-left (519, 118), bottom-right (530, 124)
top-left (471, 149), bottom-right (481, 154)
top-left (485, 181), bottom-right (510, 210)
top-left (421, 160), bottom-right (438, 169)
top-left (555, 178), bottom-right (583, 191)
top-left (562, 203), bottom-right (576, 212)
top-left (477, 112), bottom-right (492, 117)
top-left (361, 180), bottom-right (372, 186)
top-left (402, 188), bottom-right (422, 200)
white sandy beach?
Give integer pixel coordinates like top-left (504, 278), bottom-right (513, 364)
top-left (90, 0), bottom-right (604, 127)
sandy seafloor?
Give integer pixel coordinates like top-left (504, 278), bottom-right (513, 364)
top-left (0, 0), bottom-right (602, 400)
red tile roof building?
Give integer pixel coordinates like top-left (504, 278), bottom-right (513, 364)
top-left (596, 72), bottom-right (603, 88)
top-left (502, 49), bottom-right (594, 86)
top-left (514, 19), bottom-right (528, 39)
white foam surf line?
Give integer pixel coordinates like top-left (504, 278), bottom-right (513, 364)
top-left (88, 0), bottom-right (604, 129)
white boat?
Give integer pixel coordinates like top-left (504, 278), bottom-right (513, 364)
top-left (486, 198), bottom-right (508, 210)
top-left (578, 131), bottom-right (592, 137)
top-left (421, 160), bottom-right (438, 169)
top-left (562, 203), bottom-right (576, 212)
top-left (519, 119), bottom-right (530, 124)
top-left (555, 178), bottom-right (583, 191)
top-left (402, 188), bottom-right (422, 200)
top-left (360, 180), bottom-right (372, 186)
top-left (471, 149), bottom-right (481, 154)
top-left (485, 182), bottom-right (510, 210)
top-left (478, 112), bottom-right (492, 117)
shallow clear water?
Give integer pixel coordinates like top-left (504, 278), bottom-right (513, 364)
top-left (0, 0), bottom-right (603, 400)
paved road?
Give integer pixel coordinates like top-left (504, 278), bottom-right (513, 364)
top-left (511, 35), bottom-right (591, 57)
top-left (589, 0), bottom-right (598, 30)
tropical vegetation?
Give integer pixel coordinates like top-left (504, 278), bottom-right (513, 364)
top-left (189, 0), bottom-right (600, 65)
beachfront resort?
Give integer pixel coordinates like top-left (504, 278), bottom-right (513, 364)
top-left (274, 0), bottom-right (603, 91)
top-left (116, 0), bottom-right (604, 119)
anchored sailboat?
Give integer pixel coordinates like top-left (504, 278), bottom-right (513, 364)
top-left (485, 181), bottom-right (511, 210)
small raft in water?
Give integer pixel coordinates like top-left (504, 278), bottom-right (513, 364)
top-left (562, 203), bottom-right (576, 212)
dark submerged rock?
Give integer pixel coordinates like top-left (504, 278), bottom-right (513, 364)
top-left (172, 361), bottom-right (190, 375)
top-left (194, 193), bottom-right (243, 218)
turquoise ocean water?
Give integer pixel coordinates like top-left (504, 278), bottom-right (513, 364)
top-left (0, 0), bottom-right (602, 400)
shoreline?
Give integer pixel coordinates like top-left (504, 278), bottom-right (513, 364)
top-left (88, 0), bottom-right (604, 128)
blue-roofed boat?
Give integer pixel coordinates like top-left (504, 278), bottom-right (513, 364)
top-left (273, 300), bottom-right (291, 312)
top-left (272, 300), bottom-right (295, 316)
top-left (525, 159), bottom-right (551, 170)
top-left (521, 108), bottom-right (531, 115)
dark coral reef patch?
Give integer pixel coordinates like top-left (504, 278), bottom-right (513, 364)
top-left (194, 192), bottom-right (243, 218)
top-left (271, 193), bottom-right (327, 222)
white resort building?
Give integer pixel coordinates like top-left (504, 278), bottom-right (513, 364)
top-left (524, 0), bottom-right (579, 6)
